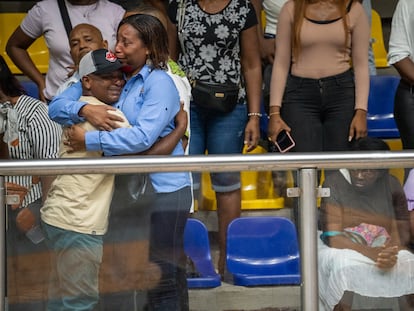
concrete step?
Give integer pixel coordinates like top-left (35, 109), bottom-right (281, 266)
top-left (189, 283), bottom-right (301, 311)
top-left (189, 284), bottom-right (401, 311)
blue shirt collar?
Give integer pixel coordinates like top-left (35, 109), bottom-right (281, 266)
top-left (128, 64), bottom-right (153, 81)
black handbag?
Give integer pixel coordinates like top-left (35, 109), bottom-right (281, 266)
top-left (111, 173), bottom-right (154, 211)
top-left (191, 80), bottom-right (239, 113)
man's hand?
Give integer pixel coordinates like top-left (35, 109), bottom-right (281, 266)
top-left (79, 104), bottom-right (124, 131)
top-left (64, 125), bottom-right (86, 152)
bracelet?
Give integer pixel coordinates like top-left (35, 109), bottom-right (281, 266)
top-left (247, 112), bottom-right (262, 117)
top-left (268, 111), bottom-right (280, 118)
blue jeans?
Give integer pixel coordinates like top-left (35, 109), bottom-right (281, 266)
top-left (147, 186), bottom-right (192, 311)
top-left (282, 70), bottom-right (355, 152)
top-left (189, 103), bottom-right (247, 192)
top-left (42, 222), bottom-right (103, 311)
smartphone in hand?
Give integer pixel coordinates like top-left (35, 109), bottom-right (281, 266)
top-left (269, 130), bottom-right (295, 153)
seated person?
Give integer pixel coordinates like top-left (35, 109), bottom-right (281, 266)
top-left (318, 137), bottom-right (414, 311)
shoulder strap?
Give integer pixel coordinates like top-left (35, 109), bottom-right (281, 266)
top-left (57, 0), bottom-right (73, 38)
top-left (346, 0), bottom-right (353, 13)
top-left (177, 0), bottom-right (186, 55)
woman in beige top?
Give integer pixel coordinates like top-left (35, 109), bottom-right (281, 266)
top-left (268, 0), bottom-right (369, 152)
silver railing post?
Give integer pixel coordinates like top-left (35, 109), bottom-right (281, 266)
top-left (299, 168), bottom-right (319, 311)
top-left (0, 176), bottom-right (5, 311)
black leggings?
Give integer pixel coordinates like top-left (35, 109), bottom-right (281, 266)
top-left (394, 80), bottom-right (414, 150)
top-left (393, 80), bottom-right (414, 181)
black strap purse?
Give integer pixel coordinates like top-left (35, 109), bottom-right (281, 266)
top-left (191, 80), bottom-right (239, 113)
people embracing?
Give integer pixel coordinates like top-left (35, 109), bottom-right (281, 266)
top-left (49, 14), bottom-right (192, 310)
top-left (167, 0), bottom-right (262, 277)
top-left (41, 48), bottom-right (130, 311)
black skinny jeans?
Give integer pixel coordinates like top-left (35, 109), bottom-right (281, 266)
top-left (281, 70), bottom-right (356, 152)
top-left (394, 80), bottom-right (414, 150)
top-left (393, 80), bottom-right (414, 181)
top-left (281, 70), bottom-right (356, 226)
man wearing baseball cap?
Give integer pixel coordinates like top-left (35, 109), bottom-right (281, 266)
top-left (41, 49), bottom-right (130, 311)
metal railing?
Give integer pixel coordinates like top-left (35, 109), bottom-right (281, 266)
top-left (1, 150), bottom-right (414, 311)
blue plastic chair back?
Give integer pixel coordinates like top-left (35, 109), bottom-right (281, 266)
top-left (21, 80), bottom-right (39, 99)
top-left (184, 218), bottom-right (221, 288)
top-left (367, 75), bottom-right (400, 138)
top-left (226, 216), bottom-right (300, 286)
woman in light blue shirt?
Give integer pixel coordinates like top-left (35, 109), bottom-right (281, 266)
top-left (49, 14), bottom-right (192, 310)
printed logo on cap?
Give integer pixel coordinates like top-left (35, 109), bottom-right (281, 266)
top-left (106, 51), bottom-right (117, 62)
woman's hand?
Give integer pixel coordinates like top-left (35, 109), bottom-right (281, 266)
top-left (175, 102), bottom-right (189, 151)
top-left (376, 245), bottom-right (399, 269)
top-left (244, 117), bottom-right (260, 152)
top-left (348, 109), bottom-right (367, 141)
top-left (64, 125), bottom-right (86, 152)
top-left (174, 102), bottom-right (188, 136)
top-left (267, 113), bottom-right (291, 144)
top-left (79, 104), bottom-right (124, 131)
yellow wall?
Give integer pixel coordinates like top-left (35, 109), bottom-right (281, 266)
top-left (0, 13), bottom-right (48, 74)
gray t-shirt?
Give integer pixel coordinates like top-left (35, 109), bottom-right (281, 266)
top-left (20, 0), bottom-right (125, 100)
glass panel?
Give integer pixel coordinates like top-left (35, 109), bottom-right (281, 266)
top-left (6, 166), bottom-right (304, 311)
top-left (6, 157), bottom-right (413, 310)
top-left (319, 163), bottom-right (414, 310)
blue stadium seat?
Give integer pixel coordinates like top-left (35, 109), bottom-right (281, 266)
top-left (226, 216), bottom-right (301, 286)
top-left (20, 80), bottom-right (39, 99)
top-left (184, 218), bottom-right (221, 288)
top-left (367, 75), bottom-right (400, 138)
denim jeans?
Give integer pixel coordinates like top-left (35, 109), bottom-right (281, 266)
top-left (147, 186), bottom-right (192, 311)
top-left (281, 70), bottom-right (356, 152)
top-left (189, 103), bottom-right (247, 192)
top-left (42, 222), bottom-right (103, 311)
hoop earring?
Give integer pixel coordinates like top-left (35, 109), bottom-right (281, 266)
top-left (146, 57), bottom-right (153, 67)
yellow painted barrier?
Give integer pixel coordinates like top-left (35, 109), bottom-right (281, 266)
top-left (198, 145), bottom-right (292, 211)
top-left (371, 9), bottom-right (389, 68)
top-left (197, 139), bottom-right (404, 211)
top-left (0, 13), bottom-right (49, 74)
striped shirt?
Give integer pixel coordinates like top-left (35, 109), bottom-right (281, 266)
top-left (7, 95), bottom-right (62, 207)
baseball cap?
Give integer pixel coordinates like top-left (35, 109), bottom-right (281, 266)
top-left (78, 49), bottom-right (123, 78)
